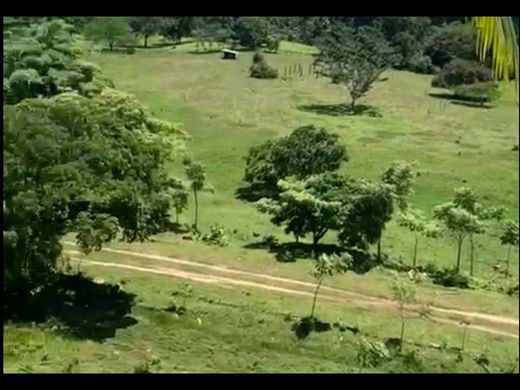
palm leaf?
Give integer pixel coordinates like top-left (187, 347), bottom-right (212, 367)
top-left (473, 16), bottom-right (519, 99)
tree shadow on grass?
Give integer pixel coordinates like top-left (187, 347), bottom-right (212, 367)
top-left (188, 48), bottom-right (226, 55)
top-left (235, 183), bottom-right (279, 203)
top-left (298, 103), bottom-right (382, 117)
top-left (137, 42), bottom-right (176, 49)
top-left (244, 240), bottom-right (378, 274)
top-left (428, 93), bottom-right (493, 109)
top-left (4, 274), bottom-right (137, 342)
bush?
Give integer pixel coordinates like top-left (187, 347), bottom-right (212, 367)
top-left (265, 36), bottom-right (280, 53)
top-left (200, 224), bottom-right (229, 247)
top-left (425, 22), bottom-right (477, 67)
top-left (250, 52), bottom-right (278, 79)
top-left (408, 53), bottom-right (437, 74)
top-left (453, 82), bottom-right (500, 105)
top-left (430, 267), bottom-right (470, 289)
top-left (432, 59), bottom-right (492, 88)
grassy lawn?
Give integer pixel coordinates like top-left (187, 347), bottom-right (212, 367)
top-left (3, 264), bottom-right (518, 373)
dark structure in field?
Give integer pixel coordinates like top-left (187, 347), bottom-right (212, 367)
top-left (222, 49), bottom-right (238, 60)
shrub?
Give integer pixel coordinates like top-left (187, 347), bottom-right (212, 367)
top-left (408, 53), bottom-right (437, 74)
top-left (453, 82), bottom-right (500, 105)
top-left (430, 267), bottom-right (470, 289)
top-left (432, 59), bottom-right (492, 88)
top-left (265, 36), bottom-right (280, 53)
top-left (424, 22), bottom-right (477, 67)
top-left (250, 52), bottom-right (278, 79)
top-left (200, 224), bottom-right (229, 247)
top-left (357, 338), bottom-right (391, 370)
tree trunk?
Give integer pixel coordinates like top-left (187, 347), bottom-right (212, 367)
top-left (461, 326), bottom-right (467, 351)
top-left (506, 245), bottom-right (511, 276)
top-left (350, 95), bottom-right (356, 110)
top-left (193, 188), bottom-right (198, 231)
top-left (377, 237), bottom-right (382, 262)
top-left (144, 34), bottom-right (148, 48)
top-left (456, 236), bottom-right (463, 272)
top-left (412, 236), bottom-right (418, 268)
top-left (312, 233), bottom-right (319, 259)
top-left (469, 234), bottom-right (475, 276)
top-left (175, 209), bottom-right (179, 224)
top-left (399, 319), bottom-right (406, 351)
top-left (295, 235), bottom-right (299, 244)
top-left (310, 279), bottom-right (322, 318)
top-left (109, 42), bottom-right (113, 51)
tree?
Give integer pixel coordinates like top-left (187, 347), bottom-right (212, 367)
top-left (160, 17), bottom-right (198, 44)
top-left (433, 203), bottom-right (482, 272)
top-left (316, 25), bottom-right (397, 108)
top-left (500, 220), bottom-right (519, 275)
top-left (169, 179), bottom-right (189, 224)
top-left (257, 173), bottom-right (352, 251)
top-left (129, 17), bottom-right (163, 48)
top-left (310, 253), bottom-right (351, 318)
top-left (84, 17), bottom-right (133, 51)
top-left (243, 125), bottom-right (348, 198)
top-left (183, 159), bottom-right (213, 231)
top-left (397, 209), bottom-right (441, 268)
top-left (4, 89), bottom-right (187, 293)
top-left (391, 274), bottom-right (417, 351)
top-left (337, 182), bottom-right (394, 254)
top-left (231, 17), bottom-right (269, 49)
top-left (379, 160), bottom-right (415, 261)
top-left (425, 21), bottom-right (478, 67)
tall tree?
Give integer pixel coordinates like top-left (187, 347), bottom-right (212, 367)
top-left (397, 209), bottom-right (441, 268)
top-left (129, 17), bottom-right (163, 48)
top-left (500, 219), bottom-right (519, 275)
top-left (316, 24), bottom-right (397, 108)
top-left (183, 159), bottom-right (213, 231)
top-left (84, 17), bottom-right (133, 51)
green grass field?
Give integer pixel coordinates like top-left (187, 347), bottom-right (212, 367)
top-left (4, 40), bottom-right (519, 373)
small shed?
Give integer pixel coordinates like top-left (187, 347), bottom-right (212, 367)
top-left (222, 49), bottom-right (238, 60)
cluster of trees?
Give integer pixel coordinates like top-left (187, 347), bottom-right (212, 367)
top-left (242, 126), bottom-right (518, 275)
top-left (2, 19), bottom-right (197, 298)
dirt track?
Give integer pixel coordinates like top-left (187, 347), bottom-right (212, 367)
top-left (65, 243), bottom-right (519, 340)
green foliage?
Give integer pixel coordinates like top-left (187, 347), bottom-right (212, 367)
top-left (257, 173), bottom-right (352, 246)
top-left (357, 337), bottom-right (391, 371)
top-left (381, 161), bottom-right (415, 211)
top-left (3, 88), bottom-right (187, 291)
top-left (425, 21), bottom-right (477, 67)
top-left (337, 182), bottom-right (394, 251)
top-left (243, 125), bottom-right (348, 194)
top-left (391, 274), bottom-right (417, 348)
top-left (169, 179), bottom-right (189, 223)
top-left (500, 220), bottom-right (519, 247)
top-left (249, 52), bottom-right (278, 79)
top-left (316, 25), bottom-right (397, 107)
top-left (84, 17), bottom-right (134, 51)
top-left (430, 268), bottom-right (470, 289)
top-left (432, 59), bottom-right (492, 88)
top-left (265, 36), bottom-right (280, 53)
top-left (183, 158), bottom-right (213, 231)
top-left (408, 53), bottom-right (437, 74)
top-left (232, 17), bottom-right (269, 49)
top-left (397, 208), bottom-right (441, 267)
top-left (129, 17), bottom-right (163, 48)
top-left (453, 82), bottom-right (500, 104)
top-left (200, 224), bottom-right (229, 247)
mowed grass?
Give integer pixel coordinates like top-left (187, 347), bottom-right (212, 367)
top-left (3, 263), bottom-right (519, 373)
top-left (85, 43), bottom-right (519, 277)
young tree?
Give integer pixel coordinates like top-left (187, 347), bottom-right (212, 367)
top-left (243, 125), bottom-right (348, 198)
top-left (337, 182), bottom-right (394, 255)
top-left (433, 203), bottom-right (482, 272)
top-left (379, 160), bottom-right (416, 261)
top-left (316, 24), bottom-right (397, 108)
top-left (169, 179), bottom-right (189, 224)
top-left (183, 159), bottom-right (213, 231)
top-left (84, 17), bottom-right (133, 51)
top-left (129, 17), bottom-right (163, 48)
top-left (500, 220), bottom-right (519, 275)
top-left (397, 209), bottom-right (441, 268)
top-left (391, 274), bottom-right (417, 351)
top-left (310, 253), bottom-right (351, 318)
top-left (257, 173), bottom-right (352, 252)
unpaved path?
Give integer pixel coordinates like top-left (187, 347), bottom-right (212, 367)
top-left (64, 243), bottom-right (519, 339)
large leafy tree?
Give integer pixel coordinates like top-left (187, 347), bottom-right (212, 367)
top-left (337, 182), bottom-right (394, 254)
top-left (257, 173), bottom-right (352, 250)
top-left (316, 24), bottom-right (397, 108)
top-left (129, 17), bottom-right (164, 48)
top-left (4, 89), bottom-right (187, 291)
top-left (231, 17), bottom-right (269, 49)
top-left (243, 125), bottom-right (348, 198)
top-left (84, 17), bottom-right (133, 51)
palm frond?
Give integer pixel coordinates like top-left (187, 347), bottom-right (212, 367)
top-left (473, 16), bottom-right (519, 99)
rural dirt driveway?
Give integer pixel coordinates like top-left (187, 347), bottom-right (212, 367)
top-left (64, 243), bottom-right (519, 340)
